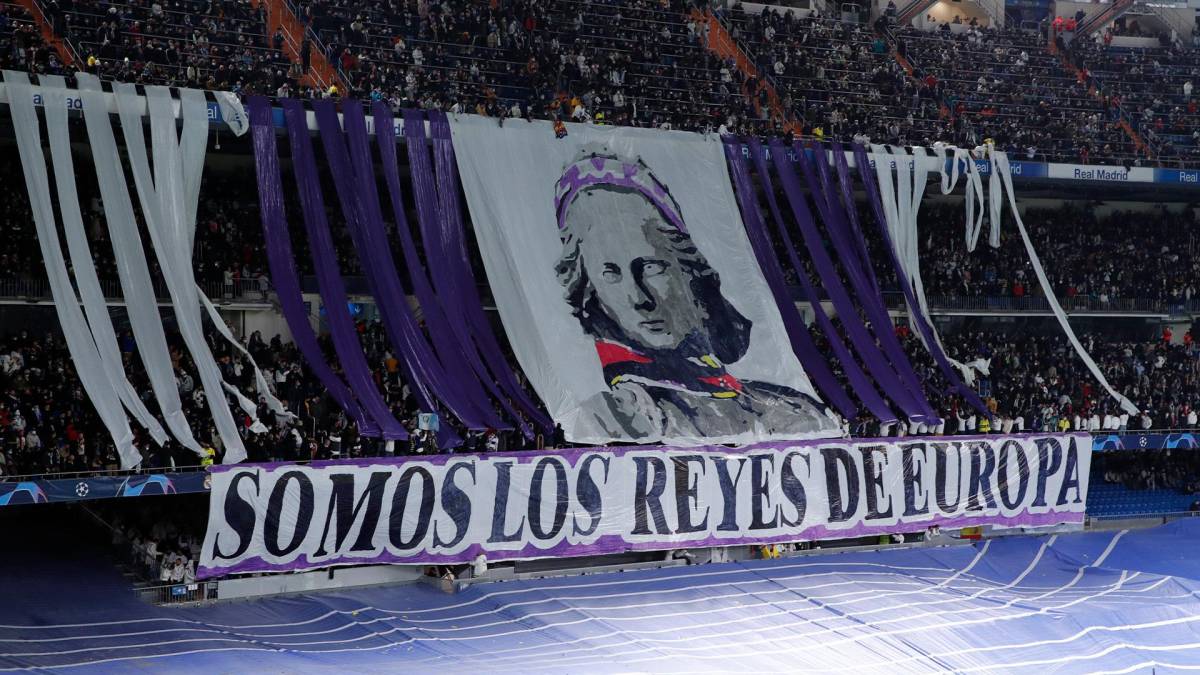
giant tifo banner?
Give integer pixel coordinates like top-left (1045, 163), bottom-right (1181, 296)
top-left (198, 433), bottom-right (1091, 578)
top-left (449, 117), bottom-right (841, 446)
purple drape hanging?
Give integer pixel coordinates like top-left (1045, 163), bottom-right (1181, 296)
top-left (377, 109), bottom-right (496, 423)
top-left (401, 109), bottom-right (526, 436)
top-left (851, 143), bottom-right (991, 418)
top-left (767, 138), bottom-right (927, 424)
top-left (724, 138), bottom-right (858, 420)
top-left (428, 111), bottom-right (553, 434)
top-left (248, 96), bottom-right (375, 436)
top-left (312, 101), bottom-right (479, 444)
top-left (830, 143), bottom-right (883, 296)
top-left (371, 103), bottom-right (504, 430)
top-left (741, 137), bottom-right (898, 424)
top-left (798, 142), bottom-right (939, 423)
top-left (282, 99), bottom-right (407, 440)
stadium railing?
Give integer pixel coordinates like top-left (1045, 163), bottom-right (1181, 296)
top-left (923, 295), bottom-right (1194, 315)
top-left (1087, 510), bottom-right (1200, 523)
top-left (0, 464), bottom-right (207, 482)
top-left (135, 580), bottom-right (219, 605)
top-left (0, 278), bottom-right (272, 303)
top-left (3, 431), bottom-right (1197, 483)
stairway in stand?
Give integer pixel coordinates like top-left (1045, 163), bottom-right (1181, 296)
top-left (14, 0), bottom-right (77, 68)
top-left (249, 0), bottom-right (347, 95)
top-left (690, 8), bottom-right (796, 134)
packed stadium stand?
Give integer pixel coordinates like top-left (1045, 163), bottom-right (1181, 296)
top-left (1062, 36), bottom-right (1200, 166)
top-left (3, 0), bottom-right (1200, 670)
top-left (57, 0), bottom-right (291, 92)
top-left (895, 24), bottom-right (1144, 164)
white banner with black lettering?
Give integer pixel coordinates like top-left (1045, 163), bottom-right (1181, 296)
top-left (449, 116), bottom-right (841, 446)
top-left (199, 433), bottom-right (1091, 578)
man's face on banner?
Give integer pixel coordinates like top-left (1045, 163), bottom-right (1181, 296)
top-left (573, 188), bottom-right (703, 351)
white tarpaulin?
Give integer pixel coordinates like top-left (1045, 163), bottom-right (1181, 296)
top-left (449, 117), bottom-right (840, 446)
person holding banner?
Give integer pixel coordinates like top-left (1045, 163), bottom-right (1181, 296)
top-left (554, 147), bottom-right (839, 440)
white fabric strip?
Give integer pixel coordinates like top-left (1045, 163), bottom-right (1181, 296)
top-left (198, 292), bottom-right (295, 423)
top-left (872, 146), bottom-right (976, 383)
top-left (993, 152), bottom-right (1139, 415)
top-left (176, 87), bottom-right (292, 425)
top-left (39, 75), bottom-right (169, 446)
top-left (4, 71), bottom-right (141, 468)
top-left (75, 73), bottom-right (203, 456)
top-left (115, 83), bottom-right (251, 463)
top-left (933, 143), bottom-right (986, 251)
top-left (987, 151), bottom-right (1003, 249)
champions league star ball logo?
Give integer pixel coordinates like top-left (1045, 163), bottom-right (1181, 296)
top-left (118, 475), bottom-right (177, 497)
top-left (75, 482), bottom-right (89, 498)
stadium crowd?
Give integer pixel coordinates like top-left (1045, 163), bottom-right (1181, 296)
top-left (10, 0), bottom-right (1200, 167)
top-left (1096, 448), bottom-right (1200, 494)
top-left (108, 503), bottom-right (203, 583)
top-left (1, 1), bottom-right (1199, 483)
top-left (0, 314), bottom-right (550, 477)
top-left (57, 0), bottom-right (297, 95)
top-left (908, 202), bottom-right (1200, 306)
top-left (0, 309), bottom-right (1195, 478)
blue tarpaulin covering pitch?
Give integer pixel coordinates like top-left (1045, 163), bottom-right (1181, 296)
top-left (3, 522), bottom-right (1200, 673)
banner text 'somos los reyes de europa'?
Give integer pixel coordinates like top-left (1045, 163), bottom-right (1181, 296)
top-left (199, 433), bottom-right (1091, 578)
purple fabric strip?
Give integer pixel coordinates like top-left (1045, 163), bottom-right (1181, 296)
top-left (345, 104), bottom-right (497, 433)
top-left (736, 137), bottom-right (892, 424)
top-left (801, 142), bottom-right (939, 423)
top-left (428, 111), bottom-right (554, 434)
top-left (723, 139), bottom-right (858, 419)
top-left (851, 144), bottom-right (991, 418)
top-left (401, 110), bottom-right (527, 435)
top-left (319, 105), bottom-right (486, 440)
top-left (247, 97), bottom-right (374, 436)
top-left (830, 143), bottom-right (884, 297)
top-left (767, 138), bottom-right (923, 424)
top-left (312, 102), bottom-right (472, 445)
top-left (282, 99), bottom-right (406, 440)
top-left (371, 104), bottom-right (504, 431)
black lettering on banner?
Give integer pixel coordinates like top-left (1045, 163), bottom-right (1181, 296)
top-left (528, 457), bottom-right (569, 540)
top-left (314, 471), bottom-right (390, 557)
top-left (632, 456), bottom-right (670, 535)
top-left (487, 461), bottom-right (526, 543)
top-left (934, 442), bottom-right (963, 512)
top-left (264, 470), bottom-right (315, 557)
top-left (780, 451), bottom-right (809, 527)
top-left (901, 443), bottom-right (930, 517)
top-left (433, 463), bottom-right (476, 548)
top-left (572, 454), bottom-right (608, 537)
top-left (860, 445), bottom-right (893, 520)
top-left (673, 455), bottom-right (709, 534)
top-left (1032, 438), bottom-right (1062, 508)
top-left (388, 466), bottom-right (435, 550)
top-left (749, 454), bottom-right (780, 530)
top-left (212, 471), bottom-right (259, 561)
top-left (966, 442), bottom-right (998, 511)
top-left (821, 447), bottom-right (860, 523)
top-left (1057, 437), bottom-right (1084, 505)
top-left (710, 456), bottom-right (747, 531)
top-left (997, 440), bottom-right (1030, 510)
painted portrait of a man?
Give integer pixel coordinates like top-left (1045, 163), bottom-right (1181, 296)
top-left (554, 147), bottom-right (840, 440)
